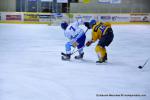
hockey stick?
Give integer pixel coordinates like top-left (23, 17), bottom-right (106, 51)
top-left (61, 46), bottom-right (84, 56)
top-left (138, 58), bottom-right (149, 69)
top-left (71, 46), bottom-right (85, 55)
top-left (84, 28), bottom-right (89, 35)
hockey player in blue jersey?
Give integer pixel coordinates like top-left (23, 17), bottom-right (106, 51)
top-left (61, 20), bottom-right (86, 60)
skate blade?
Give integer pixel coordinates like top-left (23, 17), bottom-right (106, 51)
top-left (74, 57), bottom-right (83, 60)
top-left (61, 56), bottom-right (70, 61)
top-left (96, 61), bottom-right (107, 65)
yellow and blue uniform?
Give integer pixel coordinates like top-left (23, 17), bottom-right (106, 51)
top-left (91, 22), bottom-right (114, 62)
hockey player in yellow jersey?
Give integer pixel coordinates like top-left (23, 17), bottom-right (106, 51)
top-left (85, 20), bottom-right (114, 63)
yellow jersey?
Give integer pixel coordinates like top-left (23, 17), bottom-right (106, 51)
top-left (91, 22), bottom-right (111, 42)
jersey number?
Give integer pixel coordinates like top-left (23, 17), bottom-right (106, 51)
top-left (69, 26), bottom-right (76, 32)
top-left (94, 24), bottom-right (106, 32)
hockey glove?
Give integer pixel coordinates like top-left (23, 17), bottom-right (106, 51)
top-left (86, 40), bottom-right (93, 47)
top-left (72, 42), bottom-right (78, 48)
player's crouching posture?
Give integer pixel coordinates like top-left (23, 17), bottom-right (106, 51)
top-left (61, 20), bottom-right (86, 60)
top-left (86, 20), bottom-right (114, 63)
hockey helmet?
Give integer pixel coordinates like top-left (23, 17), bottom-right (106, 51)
top-left (61, 22), bottom-right (68, 30)
top-left (89, 19), bottom-right (96, 28)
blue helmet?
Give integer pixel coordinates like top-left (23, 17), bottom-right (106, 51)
top-left (89, 19), bottom-right (96, 28)
top-left (61, 22), bottom-right (68, 30)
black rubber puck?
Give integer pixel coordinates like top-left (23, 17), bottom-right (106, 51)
top-left (138, 66), bottom-right (143, 69)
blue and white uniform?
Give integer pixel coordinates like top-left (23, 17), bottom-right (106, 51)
top-left (63, 20), bottom-right (86, 55)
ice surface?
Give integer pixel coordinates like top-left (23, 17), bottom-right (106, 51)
top-left (0, 24), bottom-right (150, 100)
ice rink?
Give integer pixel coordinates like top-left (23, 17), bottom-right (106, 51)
top-left (0, 24), bottom-right (150, 100)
